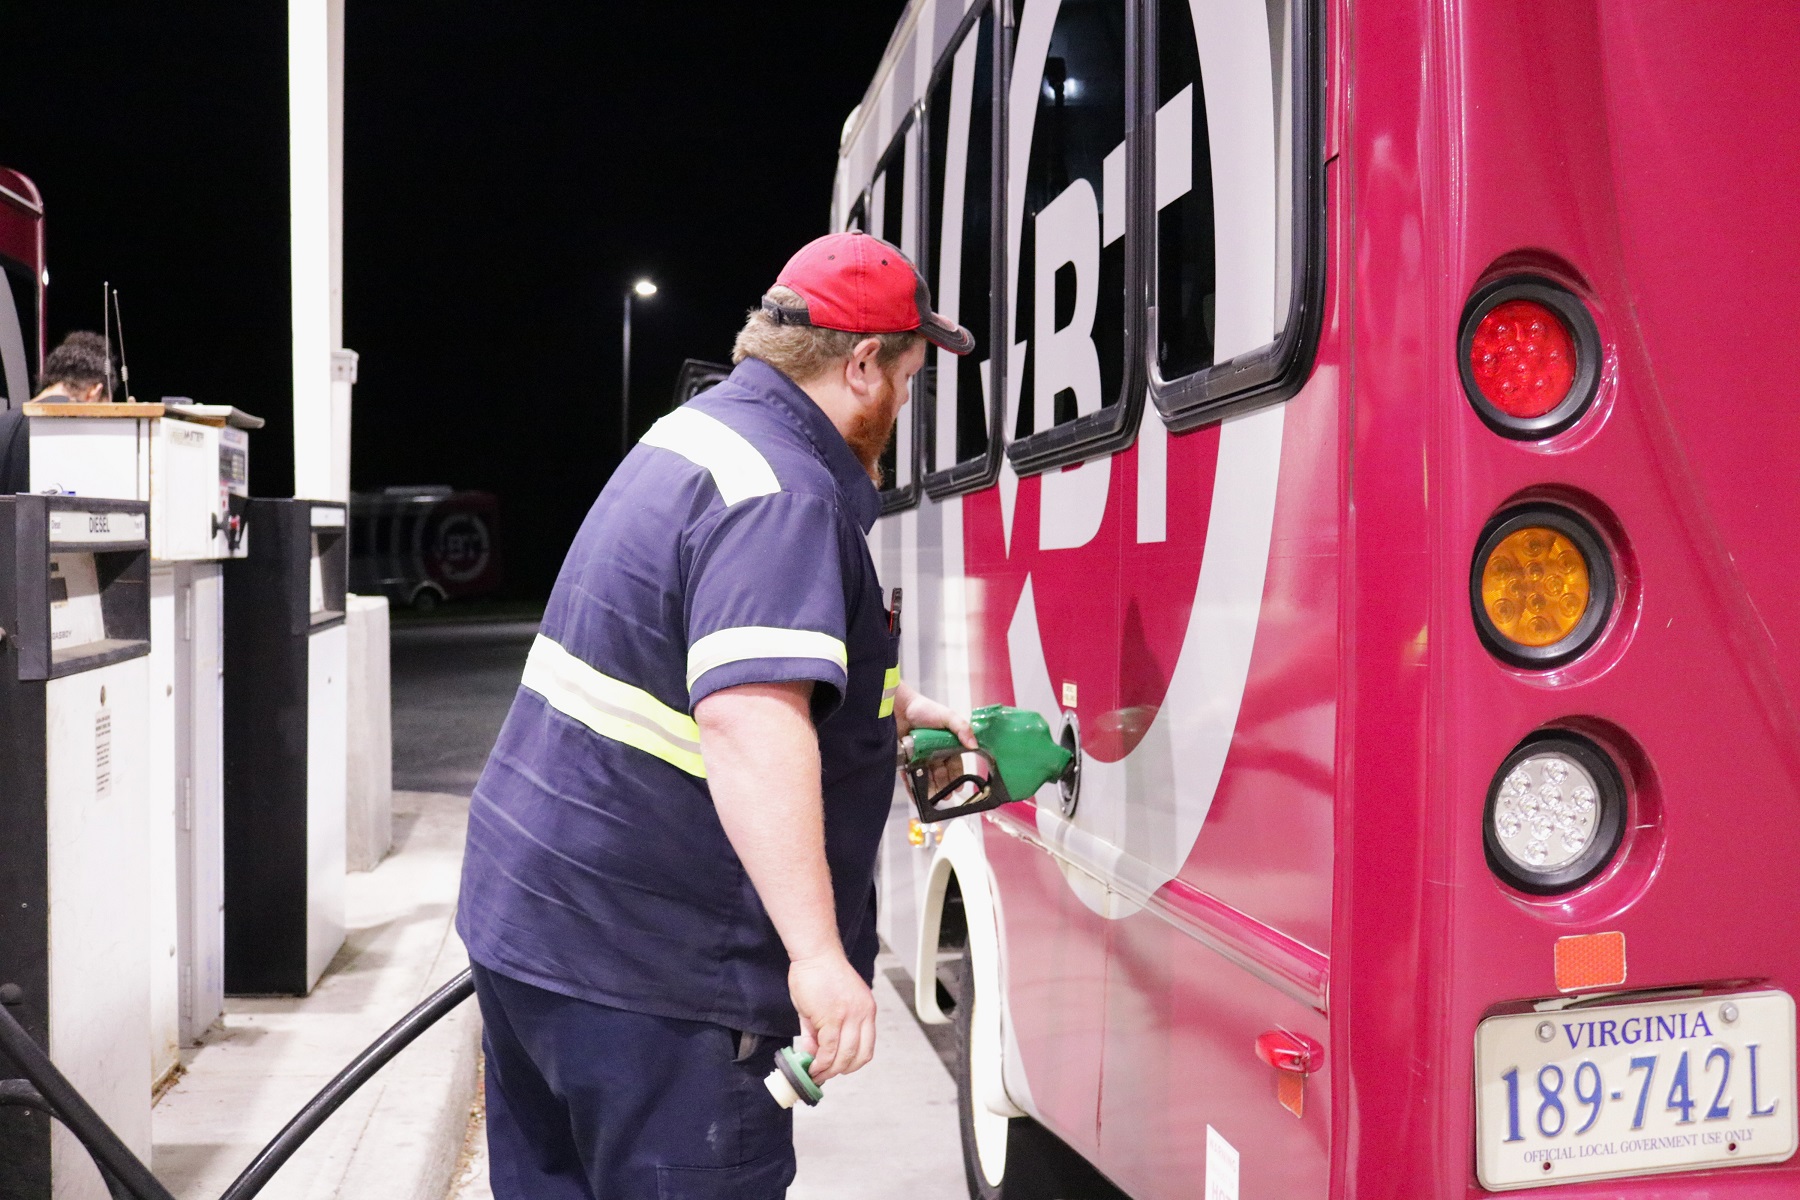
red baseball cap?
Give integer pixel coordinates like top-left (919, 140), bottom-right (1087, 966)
top-left (764, 231), bottom-right (976, 356)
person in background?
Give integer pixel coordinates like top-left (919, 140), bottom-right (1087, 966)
top-left (0, 330), bottom-right (111, 492)
top-left (32, 330), bottom-right (111, 402)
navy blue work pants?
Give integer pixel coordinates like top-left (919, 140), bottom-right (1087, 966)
top-left (471, 963), bottom-right (796, 1200)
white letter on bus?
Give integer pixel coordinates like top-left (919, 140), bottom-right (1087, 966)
top-left (1035, 179), bottom-right (1112, 551)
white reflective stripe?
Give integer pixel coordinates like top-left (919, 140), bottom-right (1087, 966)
top-left (640, 407), bottom-right (780, 506)
top-left (521, 636), bottom-right (706, 777)
top-left (686, 626), bottom-right (849, 691)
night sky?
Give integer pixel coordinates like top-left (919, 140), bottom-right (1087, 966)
top-left (2, 1), bottom-right (902, 597)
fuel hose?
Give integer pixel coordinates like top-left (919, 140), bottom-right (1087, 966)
top-left (0, 968), bottom-right (476, 1200)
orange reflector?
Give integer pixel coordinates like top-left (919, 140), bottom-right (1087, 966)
top-left (1481, 527), bottom-right (1592, 648)
top-left (907, 818), bottom-right (927, 847)
top-left (1276, 1071), bottom-right (1306, 1118)
top-left (1555, 931), bottom-right (1627, 992)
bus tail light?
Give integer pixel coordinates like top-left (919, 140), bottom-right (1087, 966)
top-left (1459, 277), bottom-right (1600, 438)
top-left (1484, 732), bottom-right (1625, 895)
top-left (1472, 505), bottom-right (1613, 668)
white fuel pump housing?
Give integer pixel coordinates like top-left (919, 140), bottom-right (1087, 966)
top-left (0, 495), bottom-right (153, 1200)
top-left (25, 400), bottom-right (261, 1083)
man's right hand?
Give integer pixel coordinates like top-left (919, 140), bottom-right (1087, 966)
top-left (789, 952), bottom-right (877, 1083)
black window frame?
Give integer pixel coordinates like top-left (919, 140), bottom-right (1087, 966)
top-left (1142, 0), bottom-right (1326, 434)
top-left (996, 0), bottom-right (1324, 475)
top-left (919, 0), bottom-right (1011, 501)
top-left (872, 113), bottom-right (923, 516)
top-left (1002, 0), bottom-right (1147, 478)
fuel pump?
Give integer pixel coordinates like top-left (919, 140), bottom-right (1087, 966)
top-left (0, 495), bottom-right (153, 1200)
top-left (222, 499), bottom-right (348, 995)
top-left (27, 399), bottom-right (262, 1082)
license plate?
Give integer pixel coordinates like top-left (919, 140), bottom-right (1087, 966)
top-left (1475, 990), bottom-right (1798, 1190)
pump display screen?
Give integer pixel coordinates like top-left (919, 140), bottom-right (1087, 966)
top-left (48, 553), bottom-right (106, 652)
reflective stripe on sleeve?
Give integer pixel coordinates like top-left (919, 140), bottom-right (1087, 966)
top-left (521, 635), bottom-right (707, 778)
top-left (686, 626), bottom-right (849, 691)
top-left (879, 666), bottom-right (899, 718)
top-left (640, 408), bottom-right (780, 506)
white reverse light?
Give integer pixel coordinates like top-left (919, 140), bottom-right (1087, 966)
top-left (1492, 753), bottom-right (1599, 871)
top-left (1484, 733), bottom-right (1625, 894)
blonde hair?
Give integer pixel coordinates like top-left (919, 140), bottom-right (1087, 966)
top-left (732, 285), bottom-right (922, 384)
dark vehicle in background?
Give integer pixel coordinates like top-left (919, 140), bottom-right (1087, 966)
top-left (672, 358), bottom-right (729, 406)
top-left (350, 486), bottom-right (502, 612)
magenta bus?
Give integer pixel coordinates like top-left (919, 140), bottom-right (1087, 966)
top-left (832, 1), bottom-right (1800, 1196)
top-left (0, 169), bottom-right (45, 408)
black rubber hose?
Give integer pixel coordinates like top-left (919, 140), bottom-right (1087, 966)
top-left (0, 1000), bottom-right (178, 1200)
top-left (0, 1077), bottom-right (51, 1115)
top-left (217, 966), bottom-right (475, 1200)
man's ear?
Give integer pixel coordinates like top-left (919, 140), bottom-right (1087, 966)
top-left (844, 337), bottom-right (884, 398)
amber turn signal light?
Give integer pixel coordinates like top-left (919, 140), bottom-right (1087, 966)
top-left (1472, 506), bottom-right (1612, 667)
top-left (1480, 526), bottom-right (1592, 648)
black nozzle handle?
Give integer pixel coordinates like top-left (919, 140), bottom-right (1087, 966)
top-left (904, 747), bottom-right (1016, 824)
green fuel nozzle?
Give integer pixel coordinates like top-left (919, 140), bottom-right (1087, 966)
top-left (898, 705), bottom-right (1076, 823)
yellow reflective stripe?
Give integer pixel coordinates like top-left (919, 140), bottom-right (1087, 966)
top-left (878, 666), bottom-right (899, 718)
top-left (686, 626), bottom-right (849, 691)
top-left (521, 636), bottom-right (706, 778)
top-left (640, 408), bottom-right (780, 506)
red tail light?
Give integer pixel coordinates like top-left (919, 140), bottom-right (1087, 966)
top-left (1469, 299), bottom-right (1575, 418)
top-left (1458, 277), bottom-right (1601, 439)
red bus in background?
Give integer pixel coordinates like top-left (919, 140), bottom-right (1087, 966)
top-left (832, 0), bottom-right (1800, 1196)
top-left (0, 170), bottom-right (46, 406)
top-left (349, 487), bottom-right (504, 612)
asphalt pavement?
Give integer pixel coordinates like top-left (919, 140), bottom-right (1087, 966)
top-left (390, 620), bottom-right (538, 794)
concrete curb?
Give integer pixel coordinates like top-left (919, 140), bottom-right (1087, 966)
top-left (153, 792), bottom-right (481, 1200)
top-left (328, 943), bottom-right (480, 1200)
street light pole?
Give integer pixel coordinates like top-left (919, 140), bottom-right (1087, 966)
top-left (621, 279), bottom-right (657, 460)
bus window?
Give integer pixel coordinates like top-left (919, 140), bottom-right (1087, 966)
top-left (1153, 0), bottom-right (1300, 409)
top-left (871, 121), bottom-right (920, 510)
top-left (846, 192), bottom-right (868, 233)
top-left (1009, 0), bottom-right (1130, 447)
top-left (874, 128), bottom-right (908, 250)
top-left (922, 2), bottom-right (997, 482)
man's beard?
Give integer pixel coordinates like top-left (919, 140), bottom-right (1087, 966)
top-left (846, 367), bottom-right (905, 486)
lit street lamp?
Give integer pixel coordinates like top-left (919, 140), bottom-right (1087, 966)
top-left (621, 278), bottom-right (658, 460)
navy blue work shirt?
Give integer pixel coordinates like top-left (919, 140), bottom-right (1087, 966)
top-left (457, 357), bottom-right (901, 1038)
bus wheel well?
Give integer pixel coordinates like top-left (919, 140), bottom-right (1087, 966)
top-left (934, 875), bottom-right (968, 1015)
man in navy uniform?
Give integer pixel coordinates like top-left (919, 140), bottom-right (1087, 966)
top-left (457, 231), bottom-right (977, 1199)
